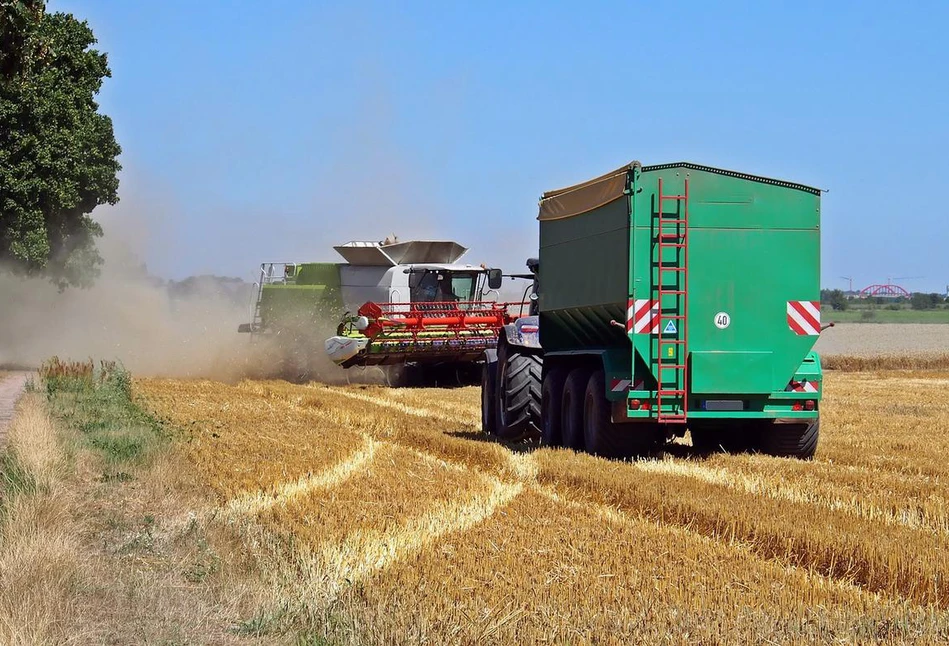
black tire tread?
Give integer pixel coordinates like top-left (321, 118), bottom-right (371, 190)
top-left (541, 366), bottom-right (569, 447)
top-left (584, 370), bottom-right (658, 458)
top-left (762, 419), bottom-right (820, 459)
top-left (498, 350), bottom-right (542, 440)
top-left (561, 368), bottom-right (590, 451)
top-left (481, 353), bottom-right (498, 434)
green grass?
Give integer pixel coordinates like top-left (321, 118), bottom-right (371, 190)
top-left (822, 308), bottom-right (949, 324)
top-left (43, 364), bottom-right (167, 468)
top-left (0, 450), bottom-right (36, 501)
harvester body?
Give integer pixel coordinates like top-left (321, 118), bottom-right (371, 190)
top-left (241, 239), bottom-right (524, 380)
top-left (483, 161), bottom-right (825, 458)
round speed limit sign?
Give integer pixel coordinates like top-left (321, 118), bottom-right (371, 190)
top-left (714, 312), bottom-right (731, 329)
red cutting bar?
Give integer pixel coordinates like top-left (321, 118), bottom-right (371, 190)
top-left (357, 300), bottom-right (525, 341)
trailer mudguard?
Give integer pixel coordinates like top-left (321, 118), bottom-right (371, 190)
top-left (502, 316), bottom-right (541, 350)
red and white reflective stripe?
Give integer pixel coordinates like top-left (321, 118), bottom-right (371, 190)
top-left (786, 380), bottom-right (819, 393)
top-left (787, 300), bottom-right (821, 336)
top-left (610, 379), bottom-right (647, 392)
top-left (629, 298), bottom-right (660, 334)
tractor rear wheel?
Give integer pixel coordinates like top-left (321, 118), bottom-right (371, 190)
top-left (761, 419), bottom-right (820, 459)
top-left (540, 366), bottom-right (568, 447)
top-left (583, 370), bottom-right (657, 458)
top-left (561, 367), bottom-right (590, 451)
top-left (497, 348), bottom-right (542, 440)
top-left (481, 351), bottom-right (498, 434)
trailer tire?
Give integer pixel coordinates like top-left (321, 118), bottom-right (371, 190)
top-left (541, 366), bottom-right (569, 447)
top-left (481, 351), bottom-right (499, 434)
top-left (761, 419), bottom-right (820, 459)
top-left (584, 370), bottom-right (656, 458)
top-left (561, 368), bottom-right (590, 451)
top-left (498, 349), bottom-right (542, 440)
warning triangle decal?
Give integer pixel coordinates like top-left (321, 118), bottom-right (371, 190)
top-left (663, 320), bottom-right (678, 335)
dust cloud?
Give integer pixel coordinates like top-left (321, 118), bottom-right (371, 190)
top-left (0, 200), bottom-right (273, 380)
top-left (0, 266), bottom-right (257, 381)
top-left (0, 227), bottom-right (376, 383)
top-left (0, 86), bottom-right (530, 381)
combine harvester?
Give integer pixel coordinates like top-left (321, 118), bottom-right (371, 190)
top-left (239, 238), bottom-right (528, 385)
top-left (482, 161), bottom-right (829, 459)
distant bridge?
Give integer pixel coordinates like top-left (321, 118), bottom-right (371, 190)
top-left (858, 283), bottom-right (911, 297)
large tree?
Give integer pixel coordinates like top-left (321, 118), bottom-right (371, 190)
top-left (1, 0), bottom-right (120, 288)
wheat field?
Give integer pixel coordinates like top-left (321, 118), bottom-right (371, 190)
top-left (137, 371), bottom-right (949, 644)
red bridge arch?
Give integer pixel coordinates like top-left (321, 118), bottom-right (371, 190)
top-left (859, 283), bottom-right (910, 297)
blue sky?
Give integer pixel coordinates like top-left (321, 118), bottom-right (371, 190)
top-left (53, 1), bottom-right (949, 292)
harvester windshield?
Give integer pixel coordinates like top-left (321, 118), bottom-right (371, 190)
top-left (409, 270), bottom-right (477, 304)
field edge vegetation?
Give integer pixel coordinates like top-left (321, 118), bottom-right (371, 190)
top-left (0, 360), bottom-right (294, 644)
top-left (823, 353), bottom-right (949, 371)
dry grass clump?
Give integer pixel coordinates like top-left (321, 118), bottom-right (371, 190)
top-left (134, 369), bottom-right (949, 643)
top-left (14, 366), bottom-right (278, 644)
top-left (39, 356), bottom-right (122, 383)
top-left (260, 441), bottom-right (496, 552)
top-left (698, 453), bottom-right (949, 535)
top-left (0, 395), bottom-right (81, 646)
top-left (344, 488), bottom-right (945, 645)
top-left (535, 450), bottom-right (949, 606)
top-left (305, 384), bottom-right (516, 480)
top-left (818, 373), bottom-right (949, 478)
top-left (824, 353), bottom-right (949, 371)
top-left (140, 379), bottom-right (368, 500)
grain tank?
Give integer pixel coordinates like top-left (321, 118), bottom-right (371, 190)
top-left (481, 161), bottom-right (825, 458)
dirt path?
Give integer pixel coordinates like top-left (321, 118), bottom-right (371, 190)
top-left (0, 373), bottom-right (30, 446)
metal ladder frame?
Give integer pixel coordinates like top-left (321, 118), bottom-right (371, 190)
top-left (248, 262), bottom-right (297, 337)
top-left (655, 177), bottom-right (689, 423)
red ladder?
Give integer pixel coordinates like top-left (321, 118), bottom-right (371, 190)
top-left (655, 177), bottom-right (689, 423)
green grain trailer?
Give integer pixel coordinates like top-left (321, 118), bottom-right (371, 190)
top-left (482, 161), bottom-right (825, 459)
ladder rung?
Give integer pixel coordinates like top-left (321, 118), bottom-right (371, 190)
top-left (658, 389), bottom-right (686, 396)
top-left (659, 266), bottom-right (686, 272)
top-left (660, 195), bottom-right (686, 201)
top-left (658, 364), bottom-right (687, 370)
top-left (659, 290), bottom-right (686, 295)
top-left (659, 232), bottom-right (684, 238)
top-left (657, 340), bottom-right (686, 344)
top-left (660, 315), bottom-right (687, 320)
top-left (658, 218), bottom-right (687, 223)
top-left (659, 243), bottom-right (686, 249)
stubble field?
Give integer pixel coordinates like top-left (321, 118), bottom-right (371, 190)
top-left (138, 370), bottom-right (949, 644)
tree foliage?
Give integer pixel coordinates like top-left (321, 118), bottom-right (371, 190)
top-left (820, 288), bottom-right (848, 311)
top-left (0, 0), bottom-right (121, 287)
top-left (910, 292), bottom-right (943, 311)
